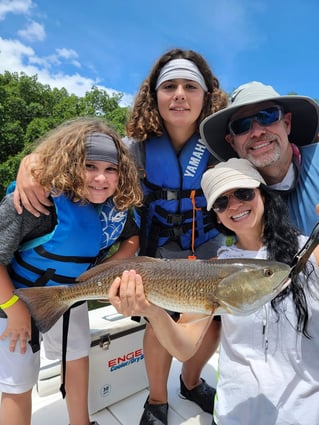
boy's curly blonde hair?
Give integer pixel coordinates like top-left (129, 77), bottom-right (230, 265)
top-left (31, 117), bottom-right (143, 210)
top-left (126, 48), bottom-right (228, 142)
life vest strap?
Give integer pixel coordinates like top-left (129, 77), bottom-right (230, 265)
top-left (143, 183), bottom-right (204, 205)
top-left (154, 205), bottom-right (213, 227)
top-left (8, 265), bottom-right (76, 287)
top-left (34, 246), bottom-right (96, 263)
top-left (157, 221), bottom-right (216, 239)
top-left (8, 252), bottom-right (78, 287)
top-left (155, 206), bottom-right (193, 225)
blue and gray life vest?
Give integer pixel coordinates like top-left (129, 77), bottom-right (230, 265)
top-left (9, 195), bottom-right (128, 288)
top-left (129, 133), bottom-right (218, 255)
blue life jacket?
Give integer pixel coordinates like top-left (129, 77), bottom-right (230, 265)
top-left (9, 195), bottom-right (127, 288)
top-left (133, 133), bottom-right (218, 255)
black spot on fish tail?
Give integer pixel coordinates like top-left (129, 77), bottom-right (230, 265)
top-left (14, 286), bottom-right (71, 333)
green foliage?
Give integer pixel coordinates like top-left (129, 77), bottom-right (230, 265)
top-left (0, 121), bottom-right (25, 161)
top-left (0, 151), bottom-right (26, 197)
top-left (88, 300), bottom-right (110, 311)
top-left (0, 71), bottom-right (129, 199)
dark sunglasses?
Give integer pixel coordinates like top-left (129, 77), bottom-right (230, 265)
top-left (228, 106), bottom-right (284, 136)
top-left (212, 188), bottom-right (256, 213)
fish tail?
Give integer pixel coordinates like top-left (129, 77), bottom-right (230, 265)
top-left (14, 286), bottom-right (70, 333)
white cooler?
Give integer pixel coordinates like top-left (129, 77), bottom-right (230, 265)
top-left (36, 305), bottom-right (148, 414)
top-left (88, 305), bottom-right (148, 414)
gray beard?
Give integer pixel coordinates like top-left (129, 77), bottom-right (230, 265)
top-left (246, 144), bottom-right (281, 169)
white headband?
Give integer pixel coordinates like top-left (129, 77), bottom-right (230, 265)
top-left (155, 59), bottom-right (208, 92)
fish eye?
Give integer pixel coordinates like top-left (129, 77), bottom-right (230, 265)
top-left (263, 268), bottom-right (273, 277)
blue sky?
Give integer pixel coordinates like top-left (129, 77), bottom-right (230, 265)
top-left (1, 0), bottom-right (318, 106)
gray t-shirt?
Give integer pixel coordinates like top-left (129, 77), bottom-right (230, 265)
top-left (0, 194), bottom-right (56, 265)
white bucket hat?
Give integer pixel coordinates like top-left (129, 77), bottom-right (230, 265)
top-left (201, 158), bottom-right (266, 211)
top-left (200, 81), bottom-right (319, 161)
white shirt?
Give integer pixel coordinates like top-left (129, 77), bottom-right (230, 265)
top-left (268, 162), bottom-right (295, 191)
top-left (214, 239), bottom-right (319, 425)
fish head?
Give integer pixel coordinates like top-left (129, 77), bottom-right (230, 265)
top-left (214, 261), bottom-right (291, 315)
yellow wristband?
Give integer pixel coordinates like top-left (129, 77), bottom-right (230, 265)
top-left (0, 295), bottom-right (20, 310)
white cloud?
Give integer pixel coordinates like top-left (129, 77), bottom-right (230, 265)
top-left (0, 0), bottom-right (34, 20)
top-left (0, 0), bottom-right (133, 105)
top-left (56, 48), bottom-right (78, 60)
top-left (0, 37), bottom-right (36, 70)
top-left (18, 20), bottom-right (45, 42)
top-left (38, 71), bottom-right (97, 95)
top-left (0, 36), bottom-right (132, 105)
top-left (25, 47), bottom-right (81, 69)
top-left (56, 48), bottom-right (81, 68)
top-left (0, 36), bottom-right (97, 95)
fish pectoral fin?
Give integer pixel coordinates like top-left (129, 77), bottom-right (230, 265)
top-left (215, 300), bottom-right (260, 316)
top-left (214, 301), bottom-right (240, 315)
top-left (216, 305), bottom-right (232, 314)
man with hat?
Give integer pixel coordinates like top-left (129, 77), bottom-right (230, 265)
top-left (200, 81), bottom-right (319, 235)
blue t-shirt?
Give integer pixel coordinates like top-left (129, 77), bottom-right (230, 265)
top-left (284, 143), bottom-right (319, 235)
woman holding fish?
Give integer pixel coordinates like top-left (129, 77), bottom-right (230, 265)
top-left (109, 158), bottom-right (319, 425)
top-left (0, 118), bottom-right (142, 425)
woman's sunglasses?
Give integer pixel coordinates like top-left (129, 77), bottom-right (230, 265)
top-left (212, 188), bottom-right (256, 213)
top-left (228, 105), bottom-right (284, 136)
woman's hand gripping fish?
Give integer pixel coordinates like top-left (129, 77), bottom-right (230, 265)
top-left (14, 256), bottom-right (291, 333)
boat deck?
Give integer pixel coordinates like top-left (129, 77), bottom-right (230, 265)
top-left (4, 304), bottom-right (218, 425)
top-left (32, 354), bottom-right (217, 425)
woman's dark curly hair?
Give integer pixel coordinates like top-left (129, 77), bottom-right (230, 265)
top-left (213, 184), bottom-right (313, 337)
top-left (126, 48), bottom-right (228, 141)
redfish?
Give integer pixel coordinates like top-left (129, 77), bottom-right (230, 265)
top-left (15, 256), bottom-right (290, 333)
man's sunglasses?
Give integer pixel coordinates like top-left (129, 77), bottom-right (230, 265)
top-left (212, 188), bottom-right (256, 213)
top-left (228, 105), bottom-right (284, 136)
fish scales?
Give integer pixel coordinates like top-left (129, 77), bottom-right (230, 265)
top-left (14, 256), bottom-right (291, 333)
top-left (77, 259), bottom-right (230, 313)
top-left (77, 259), bottom-right (260, 312)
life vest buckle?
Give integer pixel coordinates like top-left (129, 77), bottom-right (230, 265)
top-left (169, 226), bottom-right (184, 239)
top-left (165, 190), bottom-right (179, 201)
top-left (166, 213), bottom-right (184, 225)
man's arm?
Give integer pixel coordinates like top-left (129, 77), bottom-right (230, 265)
top-left (13, 154), bottom-right (52, 217)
